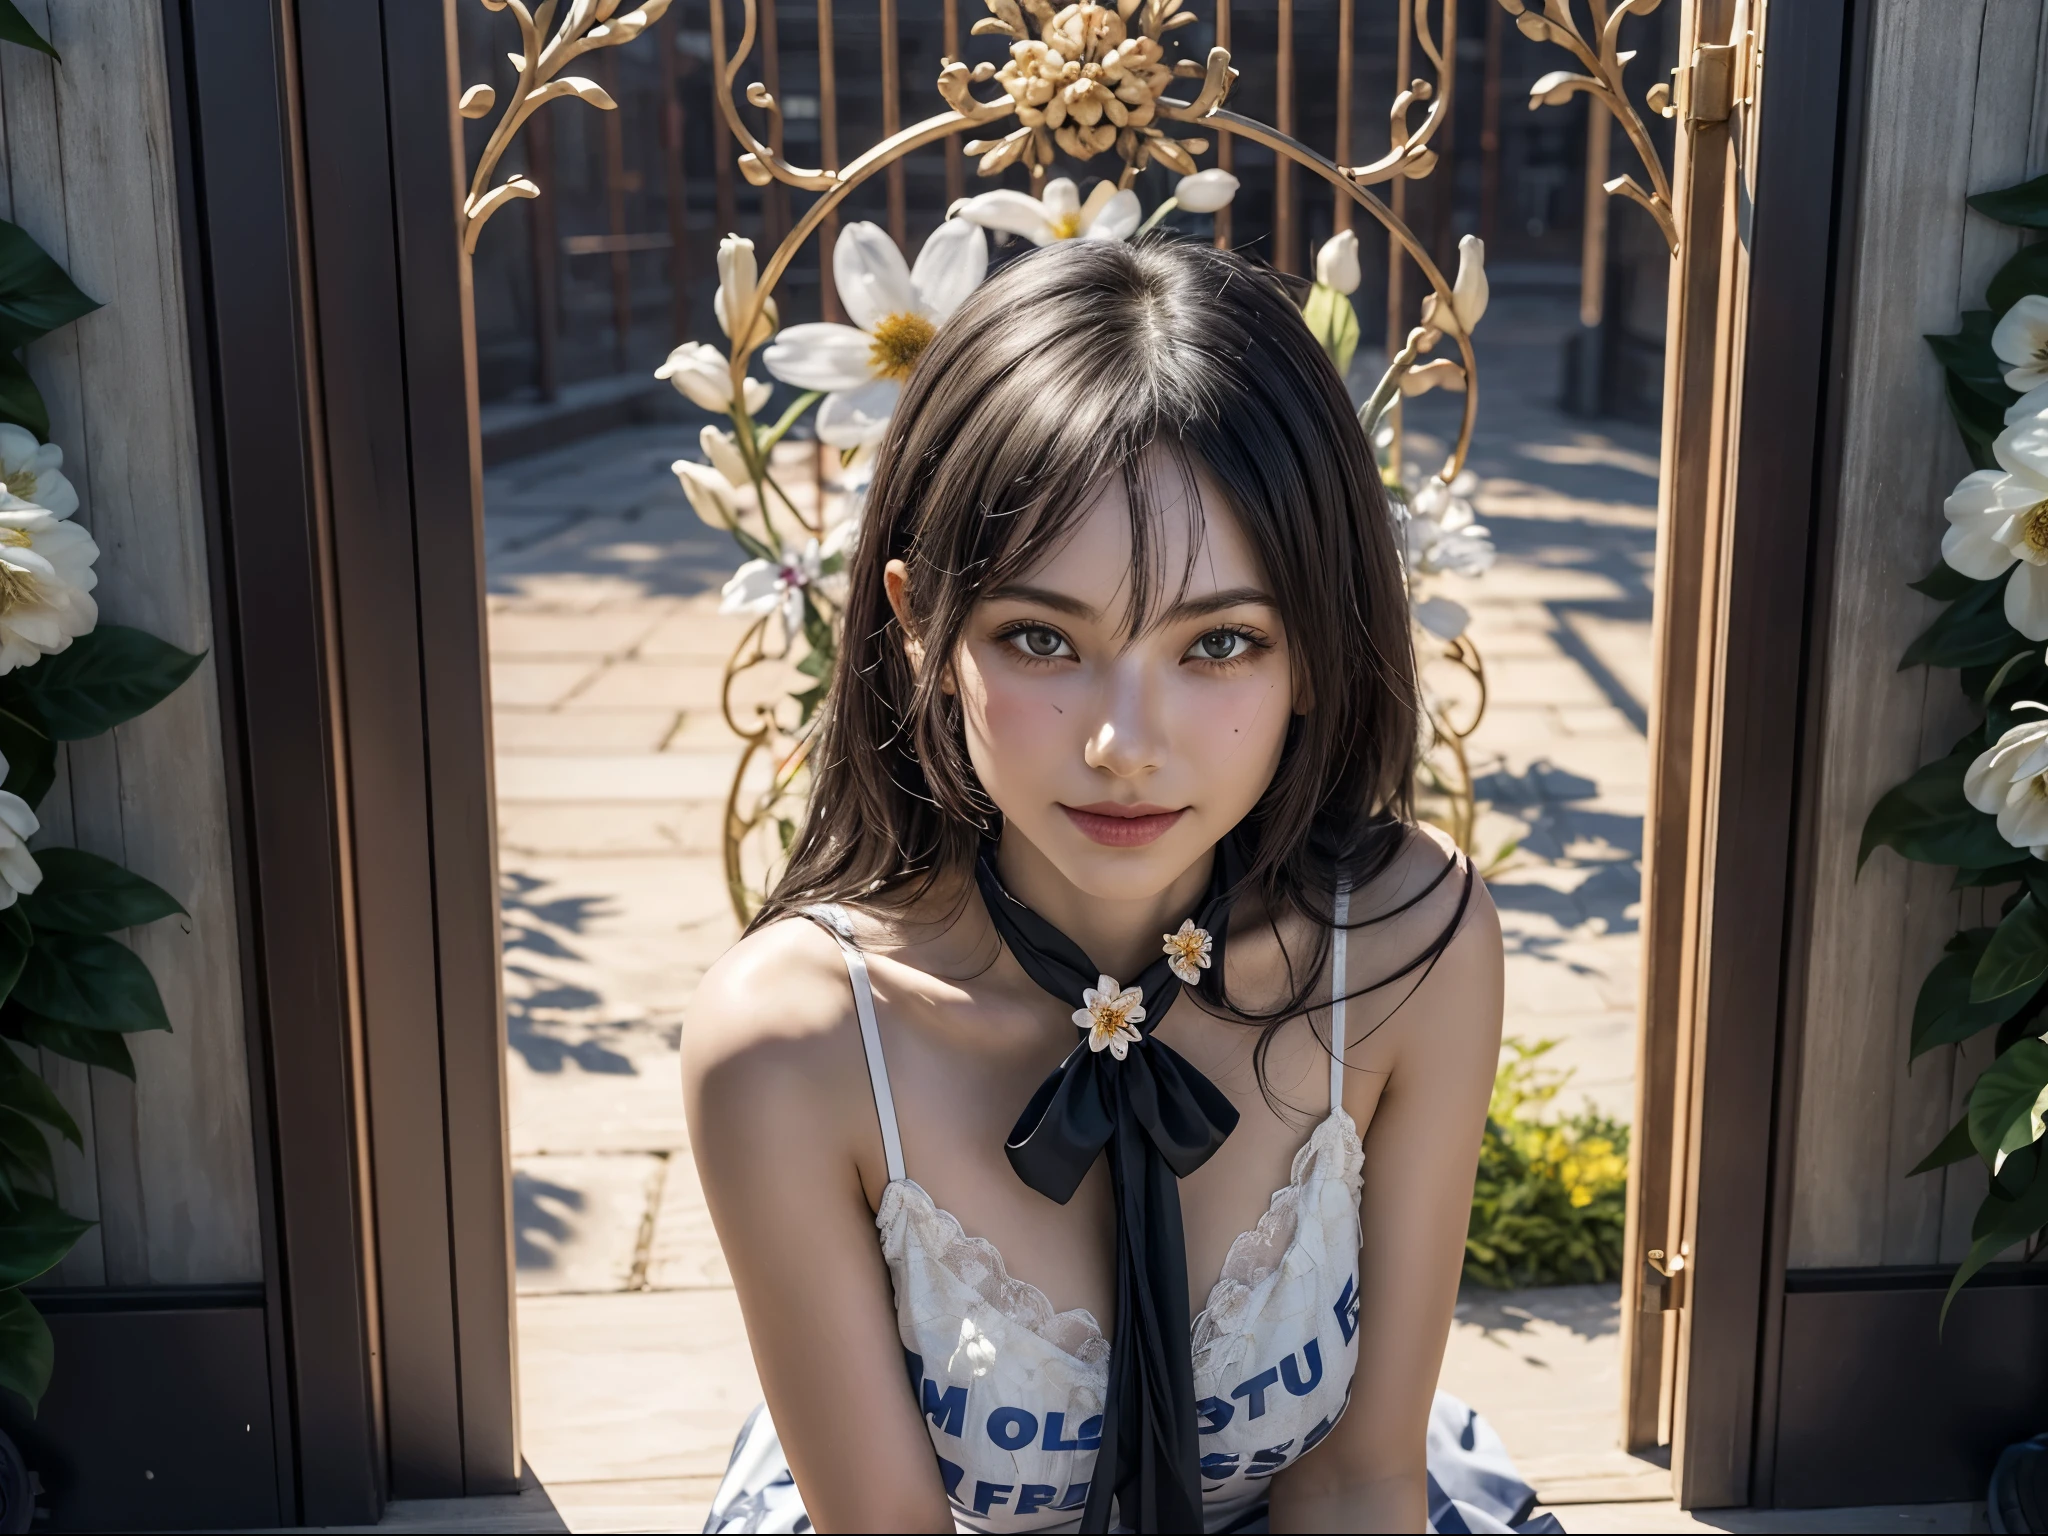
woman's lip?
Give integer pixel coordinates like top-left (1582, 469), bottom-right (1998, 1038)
top-left (1060, 804), bottom-right (1187, 847)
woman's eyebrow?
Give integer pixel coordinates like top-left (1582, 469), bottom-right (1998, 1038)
top-left (984, 583), bottom-right (1097, 618)
top-left (1160, 586), bottom-right (1278, 621)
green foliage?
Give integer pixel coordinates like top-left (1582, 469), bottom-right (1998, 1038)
top-left (6, 626), bottom-right (205, 741)
top-left (0, 2), bottom-right (56, 61)
top-left (0, 220), bottom-right (97, 439)
top-left (1878, 175), bottom-right (2048, 1324)
top-left (1464, 1039), bottom-right (1630, 1289)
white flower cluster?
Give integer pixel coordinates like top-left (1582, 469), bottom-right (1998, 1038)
top-left (1943, 297), bottom-right (2048, 638)
top-left (0, 424), bottom-right (98, 676)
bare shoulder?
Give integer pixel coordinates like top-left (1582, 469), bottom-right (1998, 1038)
top-left (681, 915), bottom-right (870, 1136)
top-left (1342, 823), bottom-right (1502, 1069)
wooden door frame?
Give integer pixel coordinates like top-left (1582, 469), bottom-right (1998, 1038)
top-left (159, 0), bottom-right (516, 1522)
top-left (1626, 0), bottom-right (1867, 1507)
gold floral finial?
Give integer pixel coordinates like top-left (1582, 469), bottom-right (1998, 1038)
top-left (1161, 919), bottom-right (1212, 986)
top-left (1074, 975), bottom-right (1146, 1059)
top-left (967, 0), bottom-right (1218, 184)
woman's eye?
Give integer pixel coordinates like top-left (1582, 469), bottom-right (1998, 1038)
top-left (1006, 626), bottom-right (1073, 659)
top-left (1188, 629), bottom-right (1252, 662)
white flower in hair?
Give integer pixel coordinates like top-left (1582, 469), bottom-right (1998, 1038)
top-left (763, 220), bottom-right (988, 449)
top-left (1161, 919), bottom-right (1212, 986)
top-left (1074, 975), bottom-right (1145, 1060)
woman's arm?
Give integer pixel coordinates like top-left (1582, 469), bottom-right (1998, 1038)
top-left (684, 920), bottom-right (955, 1533)
top-left (1267, 854), bottom-right (1505, 1533)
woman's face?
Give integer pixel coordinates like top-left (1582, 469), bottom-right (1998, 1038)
top-left (942, 461), bottom-right (1296, 902)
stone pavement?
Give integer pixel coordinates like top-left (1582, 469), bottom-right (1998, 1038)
top-left (480, 292), bottom-right (1742, 1530)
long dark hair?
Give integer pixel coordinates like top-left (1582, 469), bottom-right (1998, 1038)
top-left (758, 236), bottom-right (1458, 1052)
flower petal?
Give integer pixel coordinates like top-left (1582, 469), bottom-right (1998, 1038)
top-left (763, 323), bottom-right (879, 392)
top-left (816, 379), bottom-right (901, 449)
top-left (1173, 169), bottom-right (1239, 213)
top-left (833, 221), bottom-right (918, 333)
top-left (1083, 188), bottom-right (1142, 241)
top-left (2009, 558), bottom-right (2048, 642)
top-left (2007, 381), bottom-right (2048, 429)
top-left (909, 218), bottom-right (988, 323)
top-left (1995, 412), bottom-right (2048, 488)
top-left (1993, 296), bottom-right (2048, 391)
top-left (954, 189), bottom-right (1056, 245)
top-left (1043, 178), bottom-right (1082, 219)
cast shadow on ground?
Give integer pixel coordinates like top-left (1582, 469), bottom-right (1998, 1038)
top-left (483, 425), bottom-right (759, 602)
top-left (1477, 762), bottom-right (1643, 947)
top-left (513, 1170), bottom-right (584, 1274)
top-left (502, 872), bottom-right (637, 1077)
top-left (1454, 1281), bottom-right (1622, 1343)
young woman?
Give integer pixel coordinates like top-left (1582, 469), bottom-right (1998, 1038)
top-left (686, 237), bottom-right (1524, 1534)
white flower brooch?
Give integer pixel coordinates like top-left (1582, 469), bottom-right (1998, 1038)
top-left (1162, 919), bottom-right (1213, 986)
top-left (1075, 975), bottom-right (1146, 1060)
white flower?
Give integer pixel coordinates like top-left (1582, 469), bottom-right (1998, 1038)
top-left (713, 234), bottom-right (778, 350)
top-left (2010, 381), bottom-right (2048, 428)
top-left (1994, 296), bottom-right (2048, 393)
top-left (655, 342), bottom-right (773, 417)
top-left (1161, 919), bottom-right (1212, 986)
top-left (1174, 169), bottom-right (1239, 214)
top-left (700, 425), bottom-right (753, 491)
top-left (954, 176), bottom-right (1140, 246)
top-left (1413, 594), bottom-right (1471, 642)
top-left (1315, 229), bottom-right (1361, 295)
top-left (0, 426), bottom-right (76, 519)
top-left (763, 220), bottom-right (988, 450)
top-left (1073, 974), bottom-right (1144, 1060)
top-left (1423, 235), bottom-right (1490, 337)
top-left (1412, 470), bottom-right (1480, 530)
top-left (1966, 704), bottom-right (2048, 858)
top-left (1404, 473), bottom-right (1495, 579)
top-left (0, 754), bottom-right (38, 910)
top-left (719, 541), bottom-right (822, 644)
top-left (0, 509), bottom-right (97, 674)
top-left (1941, 412), bottom-right (2048, 639)
top-left (672, 427), bottom-right (756, 529)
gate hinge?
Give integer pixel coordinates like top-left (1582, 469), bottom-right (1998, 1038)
top-left (1641, 1243), bottom-right (1689, 1312)
top-left (1649, 32), bottom-right (1755, 127)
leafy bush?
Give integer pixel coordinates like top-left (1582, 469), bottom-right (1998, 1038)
top-left (1464, 1038), bottom-right (1630, 1289)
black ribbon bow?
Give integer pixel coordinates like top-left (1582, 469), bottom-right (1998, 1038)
top-left (976, 840), bottom-right (1245, 1534)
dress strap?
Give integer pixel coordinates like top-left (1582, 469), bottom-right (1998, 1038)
top-left (1330, 884), bottom-right (1351, 1115)
top-left (801, 904), bottom-right (906, 1184)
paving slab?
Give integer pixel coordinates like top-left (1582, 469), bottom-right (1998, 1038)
top-left (513, 1153), bottom-right (664, 1295)
top-left (517, 1289), bottom-right (763, 1485)
top-left (645, 1150), bottom-right (730, 1290)
top-left (495, 709), bottom-right (680, 755)
top-left (495, 752), bottom-right (739, 803)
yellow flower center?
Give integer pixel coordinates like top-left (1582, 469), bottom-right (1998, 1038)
top-left (1048, 211), bottom-right (1083, 240)
top-left (0, 562), bottom-right (40, 614)
top-left (1089, 999), bottom-right (1134, 1045)
top-left (868, 312), bottom-right (937, 382)
top-left (2024, 500), bottom-right (2048, 556)
top-left (0, 529), bottom-right (32, 548)
top-left (1, 470), bottom-right (33, 501)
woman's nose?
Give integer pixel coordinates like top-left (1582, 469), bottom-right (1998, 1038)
top-left (1082, 663), bottom-right (1166, 779)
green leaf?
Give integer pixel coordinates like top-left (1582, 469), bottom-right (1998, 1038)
top-left (1943, 1157), bottom-right (2048, 1326)
top-left (1955, 858), bottom-right (2035, 889)
top-left (1901, 573), bottom-right (2027, 671)
top-left (1911, 1113), bottom-right (1978, 1175)
top-left (1975, 897), bottom-right (2048, 1001)
top-left (0, 1045), bottom-right (72, 1148)
top-left (1909, 560), bottom-right (1982, 602)
top-left (0, 705), bottom-right (52, 810)
top-left (0, 221), bottom-right (96, 350)
top-left (1987, 239), bottom-right (2048, 317)
top-left (1859, 750), bottom-right (2020, 873)
top-left (0, 352), bottom-right (46, 441)
top-left (0, 1289), bottom-right (52, 1414)
top-left (3, 1006), bottom-right (131, 1079)
top-left (1302, 282), bottom-right (1361, 378)
top-left (0, 1109), bottom-right (50, 1198)
top-left (0, 1191), bottom-right (87, 1290)
top-left (13, 933), bottom-right (170, 1034)
top-left (20, 849), bottom-right (184, 936)
top-left (1927, 313), bottom-right (2018, 406)
top-left (14, 626), bottom-right (203, 740)
top-left (1944, 371), bottom-right (2007, 471)
top-left (1972, 174), bottom-right (2048, 231)
top-left (1911, 930), bottom-right (2041, 1056)
top-left (1969, 1037), bottom-right (2048, 1166)
top-left (0, 2), bottom-right (56, 60)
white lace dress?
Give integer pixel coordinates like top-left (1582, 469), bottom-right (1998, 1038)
top-left (703, 905), bottom-right (1557, 1536)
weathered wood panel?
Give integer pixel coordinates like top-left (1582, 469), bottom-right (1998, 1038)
top-left (0, 1), bottom-right (258, 1282)
top-left (1791, 0), bottom-right (2048, 1269)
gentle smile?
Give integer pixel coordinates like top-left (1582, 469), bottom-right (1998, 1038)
top-left (1060, 802), bottom-right (1188, 848)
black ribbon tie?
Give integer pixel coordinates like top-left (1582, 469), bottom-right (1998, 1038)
top-left (976, 839), bottom-right (1245, 1534)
